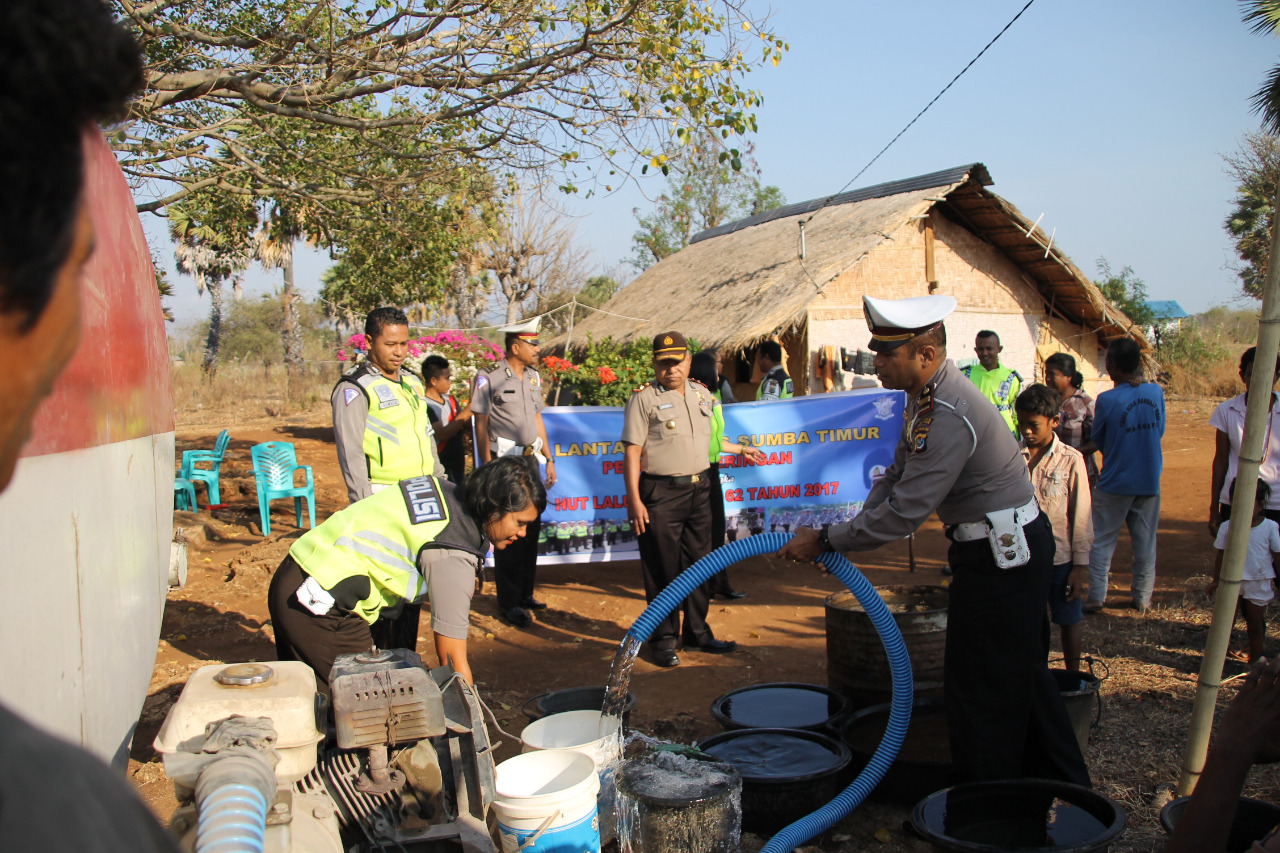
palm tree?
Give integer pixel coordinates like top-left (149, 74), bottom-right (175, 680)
top-left (1246, 0), bottom-right (1280, 133)
top-left (1225, 146), bottom-right (1280, 298)
top-left (251, 217), bottom-right (303, 373)
top-left (169, 206), bottom-right (250, 378)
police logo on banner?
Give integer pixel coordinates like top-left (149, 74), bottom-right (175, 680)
top-left (874, 396), bottom-right (896, 421)
top-left (401, 476), bottom-right (444, 524)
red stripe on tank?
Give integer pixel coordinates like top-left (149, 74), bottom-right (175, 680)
top-left (22, 131), bottom-right (174, 457)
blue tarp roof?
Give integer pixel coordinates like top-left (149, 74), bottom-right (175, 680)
top-left (1144, 300), bottom-right (1189, 320)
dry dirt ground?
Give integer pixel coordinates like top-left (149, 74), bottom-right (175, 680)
top-left (131, 403), bottom-right (1280, 852)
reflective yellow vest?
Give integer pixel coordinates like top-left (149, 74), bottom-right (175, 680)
top-left (756, 366), bottom-right (794, 400)
top-left (352, 371), bottom-right (438, 484)
top-left (960, 363), bottom-right (1022, 434)
top-left (289, 476), bottom-right (485, 624)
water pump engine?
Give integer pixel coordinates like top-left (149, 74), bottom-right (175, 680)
top-left (155, 651), bottom-right (498, 853)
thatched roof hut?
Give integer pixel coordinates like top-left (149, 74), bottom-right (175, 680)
top-left (557, 164), bottom-right (1148, 397)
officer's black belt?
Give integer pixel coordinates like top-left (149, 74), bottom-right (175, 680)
top-left (640, 469), bottom-right (710, 484)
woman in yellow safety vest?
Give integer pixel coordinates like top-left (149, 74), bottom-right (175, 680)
top-left (267, 456), bottom-right (545, 690)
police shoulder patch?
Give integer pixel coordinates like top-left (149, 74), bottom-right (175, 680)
top-left (911, 415), bottom-right (934, 453)
top-left (343, 387), bottom-right (361, 406)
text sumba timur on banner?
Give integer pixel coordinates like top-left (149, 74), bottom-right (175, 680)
top-left (531, 388), bottom-right (905, 564)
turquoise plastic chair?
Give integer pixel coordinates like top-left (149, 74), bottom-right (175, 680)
top-left (251, 441), bottom-right (315, 536)
top-left (180, 429), bottom-right (231, 508)
top-left (174, 478), bottom-right (198, 511)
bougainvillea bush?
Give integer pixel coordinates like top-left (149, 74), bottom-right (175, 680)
top-left (542, 335), bottom-right (655, 407)
top-left (338, 331), bottom-right (504, 402)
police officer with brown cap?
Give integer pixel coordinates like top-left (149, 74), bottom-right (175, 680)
top-left (472, 316), bottom-right (556, 628)
top-left (623, 332), bottom-right (740, 667)
top-left (778, 294), bottom-right (1090, 787)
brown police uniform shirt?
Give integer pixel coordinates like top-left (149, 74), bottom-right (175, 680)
top-left (621, 379), bottom-right (715, 477)
top-left (829, 358), bottom-right (1034, 551)
top-left (471, 361), bottom-right (543, 447)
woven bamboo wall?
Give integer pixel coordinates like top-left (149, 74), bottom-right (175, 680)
top-left (805, 212), bottom-right (1109, 396)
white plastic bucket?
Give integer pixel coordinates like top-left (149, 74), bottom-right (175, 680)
top-left (520, 710), bottom-right (622, 769)
top-left (494, 749), bottom-right (600, 853)
top-left (521, 711), bottom-right (623, 843)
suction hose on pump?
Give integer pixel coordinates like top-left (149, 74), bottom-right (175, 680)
top-left (193, 751), bottom-right (275, 853)
top-left (625, 532), bottom-right (914, 853)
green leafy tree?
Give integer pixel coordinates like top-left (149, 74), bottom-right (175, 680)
top-left (317, 163), bottom-right (498, 322)
top-left (1094, 258), bottom-right (1155, 329)
top-left (629, 134), bottom-right (785, 269)
top-left (112, 0), bottom-right (786, 213)
top-left (580, 275), bottom-right (623, 311)
top-left (1223, 131), bottom-right (1280, 298)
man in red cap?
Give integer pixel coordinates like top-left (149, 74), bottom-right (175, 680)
top-left (622, 332), bottom-right (738, 667)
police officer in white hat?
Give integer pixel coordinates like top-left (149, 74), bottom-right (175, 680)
top-left (779, 294), bottom-right (1090, 787)
top-left (471, 316), bottom-right (555, 627)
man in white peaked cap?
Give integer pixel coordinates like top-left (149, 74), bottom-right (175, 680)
top-left (471, 316), bottom-right (555, 627)
top-left (779, 293), bottom-right (1090, 787)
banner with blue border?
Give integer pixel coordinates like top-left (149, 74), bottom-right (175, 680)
top-left (531, 388), bottom-right (904, 563)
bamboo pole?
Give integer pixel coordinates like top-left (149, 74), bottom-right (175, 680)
top-left (1177, 185), bottom-right (1280, 794)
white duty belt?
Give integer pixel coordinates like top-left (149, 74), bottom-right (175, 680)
top-left (949, 497), bottom-right (1040, 569)
top-left (493, 435), bottom-right (546, 465)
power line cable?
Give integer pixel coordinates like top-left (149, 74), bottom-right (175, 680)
top-left (800, 0), bottom-right (1039, 230)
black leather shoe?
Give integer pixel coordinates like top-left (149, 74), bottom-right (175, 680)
top-left (716, 590), bottom-right (748, 600)
top-left (521, 596), bottom-right (548, 610)
top-left (653, 649), bottom-right (681, 668)
top-left (685, 638), bottom-right (737, 654)
top-left (504, 606), bottom-right (533, 628)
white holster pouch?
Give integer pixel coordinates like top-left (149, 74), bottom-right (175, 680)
top-left (985, 507), bottom-right (1031, 569)
top-left (296, 577), bottom-right (335, 616)
top-left (951, 498), bottom-right (1039, 569)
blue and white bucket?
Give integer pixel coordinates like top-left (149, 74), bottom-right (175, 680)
top-left (520, 710), bottom-right (623, 844)
top-left (493, 749), bottom-right (601, 853)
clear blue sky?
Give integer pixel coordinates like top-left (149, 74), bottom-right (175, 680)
top-left (157, 0), bottom-right (1279, 327)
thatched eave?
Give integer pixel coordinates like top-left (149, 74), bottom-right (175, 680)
top-left (551, 163), bottom-right (1151, 355)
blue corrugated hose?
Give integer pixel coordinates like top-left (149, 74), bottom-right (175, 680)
top-left (625, 533), bottom-right (914, 852)
top-left (195, 782), bottom-right (267, 853)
